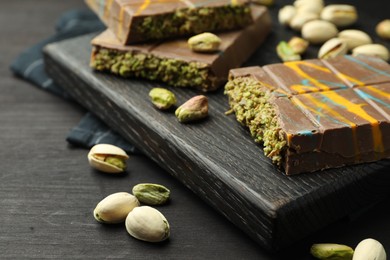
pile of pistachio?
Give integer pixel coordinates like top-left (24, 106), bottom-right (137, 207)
top-left (88, 144), bottom-right (171, 243)
top-left (311, 238), bottom-right (387, 260)
top-left (277, 0), bottom-right (390, 61)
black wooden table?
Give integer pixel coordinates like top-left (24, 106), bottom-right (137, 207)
top-left (1, 0), bottom-right (389, 259)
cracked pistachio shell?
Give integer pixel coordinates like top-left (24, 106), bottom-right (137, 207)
top-left (175, 95), bottom-right (208, 123)
top-left (132, 183), bottom-right (170, 205)
top-left (310, 243), bottom-right (354, 260)
top-left (188, 32), bottom-right (221, 53)
top-left (302, 20), bottom-right (338, 44)
top-left (88, 144), bottom-right (129, 173)
top-left (352, 44), bottom-right (390, 61)
top-left (338, 30), bottom-right (372, 50)
top-left (353, 238), bottom-right (386, 260)
top-left (321, 5), bottom-right (358, 27)
top-left (278, 5), bottom-right (296, 26)
top-left (125, 206), bottom-right (170, 242)
top-left (318, 38), bottom-right (348, 59)
top-left (376, 19), bottom-right (390, 40)
top-left (149, 87), bottom-right (177, 110)
top-left (288, 36), bottom-right (309, 55)
top-left (94, 192), bottom-right (139, 224)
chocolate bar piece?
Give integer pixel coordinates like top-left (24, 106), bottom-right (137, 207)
top-left (85, 0), bottom-right (253, 44)
top-left (90, 5), bottom-right (271, 92)
top-left (225, 55), bottom-right (390, 174)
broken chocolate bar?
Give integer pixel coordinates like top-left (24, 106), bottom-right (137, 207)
top-left (90, 5), bottom-right (271, 92)
top-left (85, 0), bottom-right (253, 44)
top-left (225, 55), bottom-right (390, 175)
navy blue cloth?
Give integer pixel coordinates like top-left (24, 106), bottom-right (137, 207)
top-left (10, 9), bottom-right (140, 154)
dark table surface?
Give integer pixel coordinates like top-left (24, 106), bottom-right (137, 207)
top-left (1, 0), bottom-right (389, 259)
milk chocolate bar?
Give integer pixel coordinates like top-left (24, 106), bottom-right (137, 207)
top-left (85, 0), bottom-right (253, 44)
top-left (90, 5), bottom-right (271, 92)
top-left (225, 55), bottom-right (390, 174)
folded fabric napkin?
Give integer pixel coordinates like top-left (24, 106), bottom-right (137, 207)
top-left (10, 9), bottom-right (140, 154)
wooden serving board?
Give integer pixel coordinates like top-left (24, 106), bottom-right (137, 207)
top-left (43, 33), bottom-right (390, 251)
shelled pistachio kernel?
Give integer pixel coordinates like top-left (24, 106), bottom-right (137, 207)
top-left (132, 183), bottom-right (170, 205)
top-left (318, 38), bottom-right (347, 59)
top-left (93, 192), bottom-right (139, 224)
top-left (188, 32), bottom-right (221, 53)
top-left (88, 144), bottom-right (129, 173)
top-left (276, 41), bottom-right (301, 62)
top-left (125, 206), bottom-right (170, 242)
top-left (376, 19), bottom-right (390, 40)
top-left (310, 243), bottom-right (354, 260)
top-left (175, 95), bottom-right (208, 123)
top-left (149, 87), bottom-right (177, 110)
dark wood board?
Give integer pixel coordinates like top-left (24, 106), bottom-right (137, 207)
top-left (43, 2), bottom-right (390, 251)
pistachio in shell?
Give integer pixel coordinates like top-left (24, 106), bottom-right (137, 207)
top-left (88, 144), bottom-right (129, 173)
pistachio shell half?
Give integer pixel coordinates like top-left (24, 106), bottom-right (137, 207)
top-left (125, 206), bottom-right (170, 242)
top-left (338, 29), bottom-right (372, 50)
top-left (88, 144), bottom-right (129, 173)
top-left (94, 192), bottom-right (139, 224)
top-left (318, 38), bottom-right (348, 59)
top-left (352, 44), bottom-right (390, 61)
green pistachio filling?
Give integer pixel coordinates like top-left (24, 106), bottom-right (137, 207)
top-left (105, 156), bottom-right (126, 170)
top-left (135, 5), bottom-right (252, 41)
top-left (224, 77), bottom-right (287, 165)
top-left (91, 48), bottom-right (216, 90)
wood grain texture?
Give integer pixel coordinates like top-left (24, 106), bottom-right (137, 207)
top-left (3, 0), bottom-right (390, 259)
top-left (44, 31), bottom-right (390, 250)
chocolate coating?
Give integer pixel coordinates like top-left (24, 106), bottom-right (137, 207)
top-left (227, 55), bottom-right (390, 174)
top-left (90, 5), bottom-right (271, 92)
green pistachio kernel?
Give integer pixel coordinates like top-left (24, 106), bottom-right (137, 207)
top-left (310, 243), bottom-right (354, 260)
top-left (132, 183), bottom-right (171, 205)
top-left (149, 88), bottom-right (177, 110)
top-left (105, 156), bottom-right (126, 170)
top-left (175, 95), bottom-right (208, 123)
top-left (188, 32), bottom-right (222, 53)
top-left (276, 41), bottom-right (301, 62)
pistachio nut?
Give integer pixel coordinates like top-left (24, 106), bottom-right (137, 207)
top-left (125, 206), bottom-right (170, 242)
top-left (94, 192), bottom-right (140, 224)
top-left (188, 32), bottom-right (221, 53)
top-left (288, 36), bottom-right (309, 54)
top-left (251, 0), bottom-right (274, 7)
top-left (376, 19), bottom-right (390, 40)
top-left (318, 38), bottom-right (348, 59)
top-left (352, 238), bottom-right (386, 260)
top-left (149, 87), bottom-right (177, 110)
top-left (301, 20), bottom-right (338, 44)
top-left (352, 44), bottom-right (390, 61)
top-left (320, 5), bottom-right (358, 27)
top-left (293, 0), bottom-right (324, 9)
top-left (278, 5), bottom-right (296, 26)
top-left (132, 183), bottom-right (170, 205)
top-left (276, 41), bottom-right (301, 62)
top-left (310, 243), bottom-right (354, 260)
top-left (289, 12), bottom-right (319, 31)
top-left (338, 29), bottom-right (372, 50)
top-left (175, 95), bottom-right (208, 123)
top-left (88, 144), bottom-right (129, 173)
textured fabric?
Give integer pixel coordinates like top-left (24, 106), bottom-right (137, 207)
top-left (10, 9), bottom-right (140, 154)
